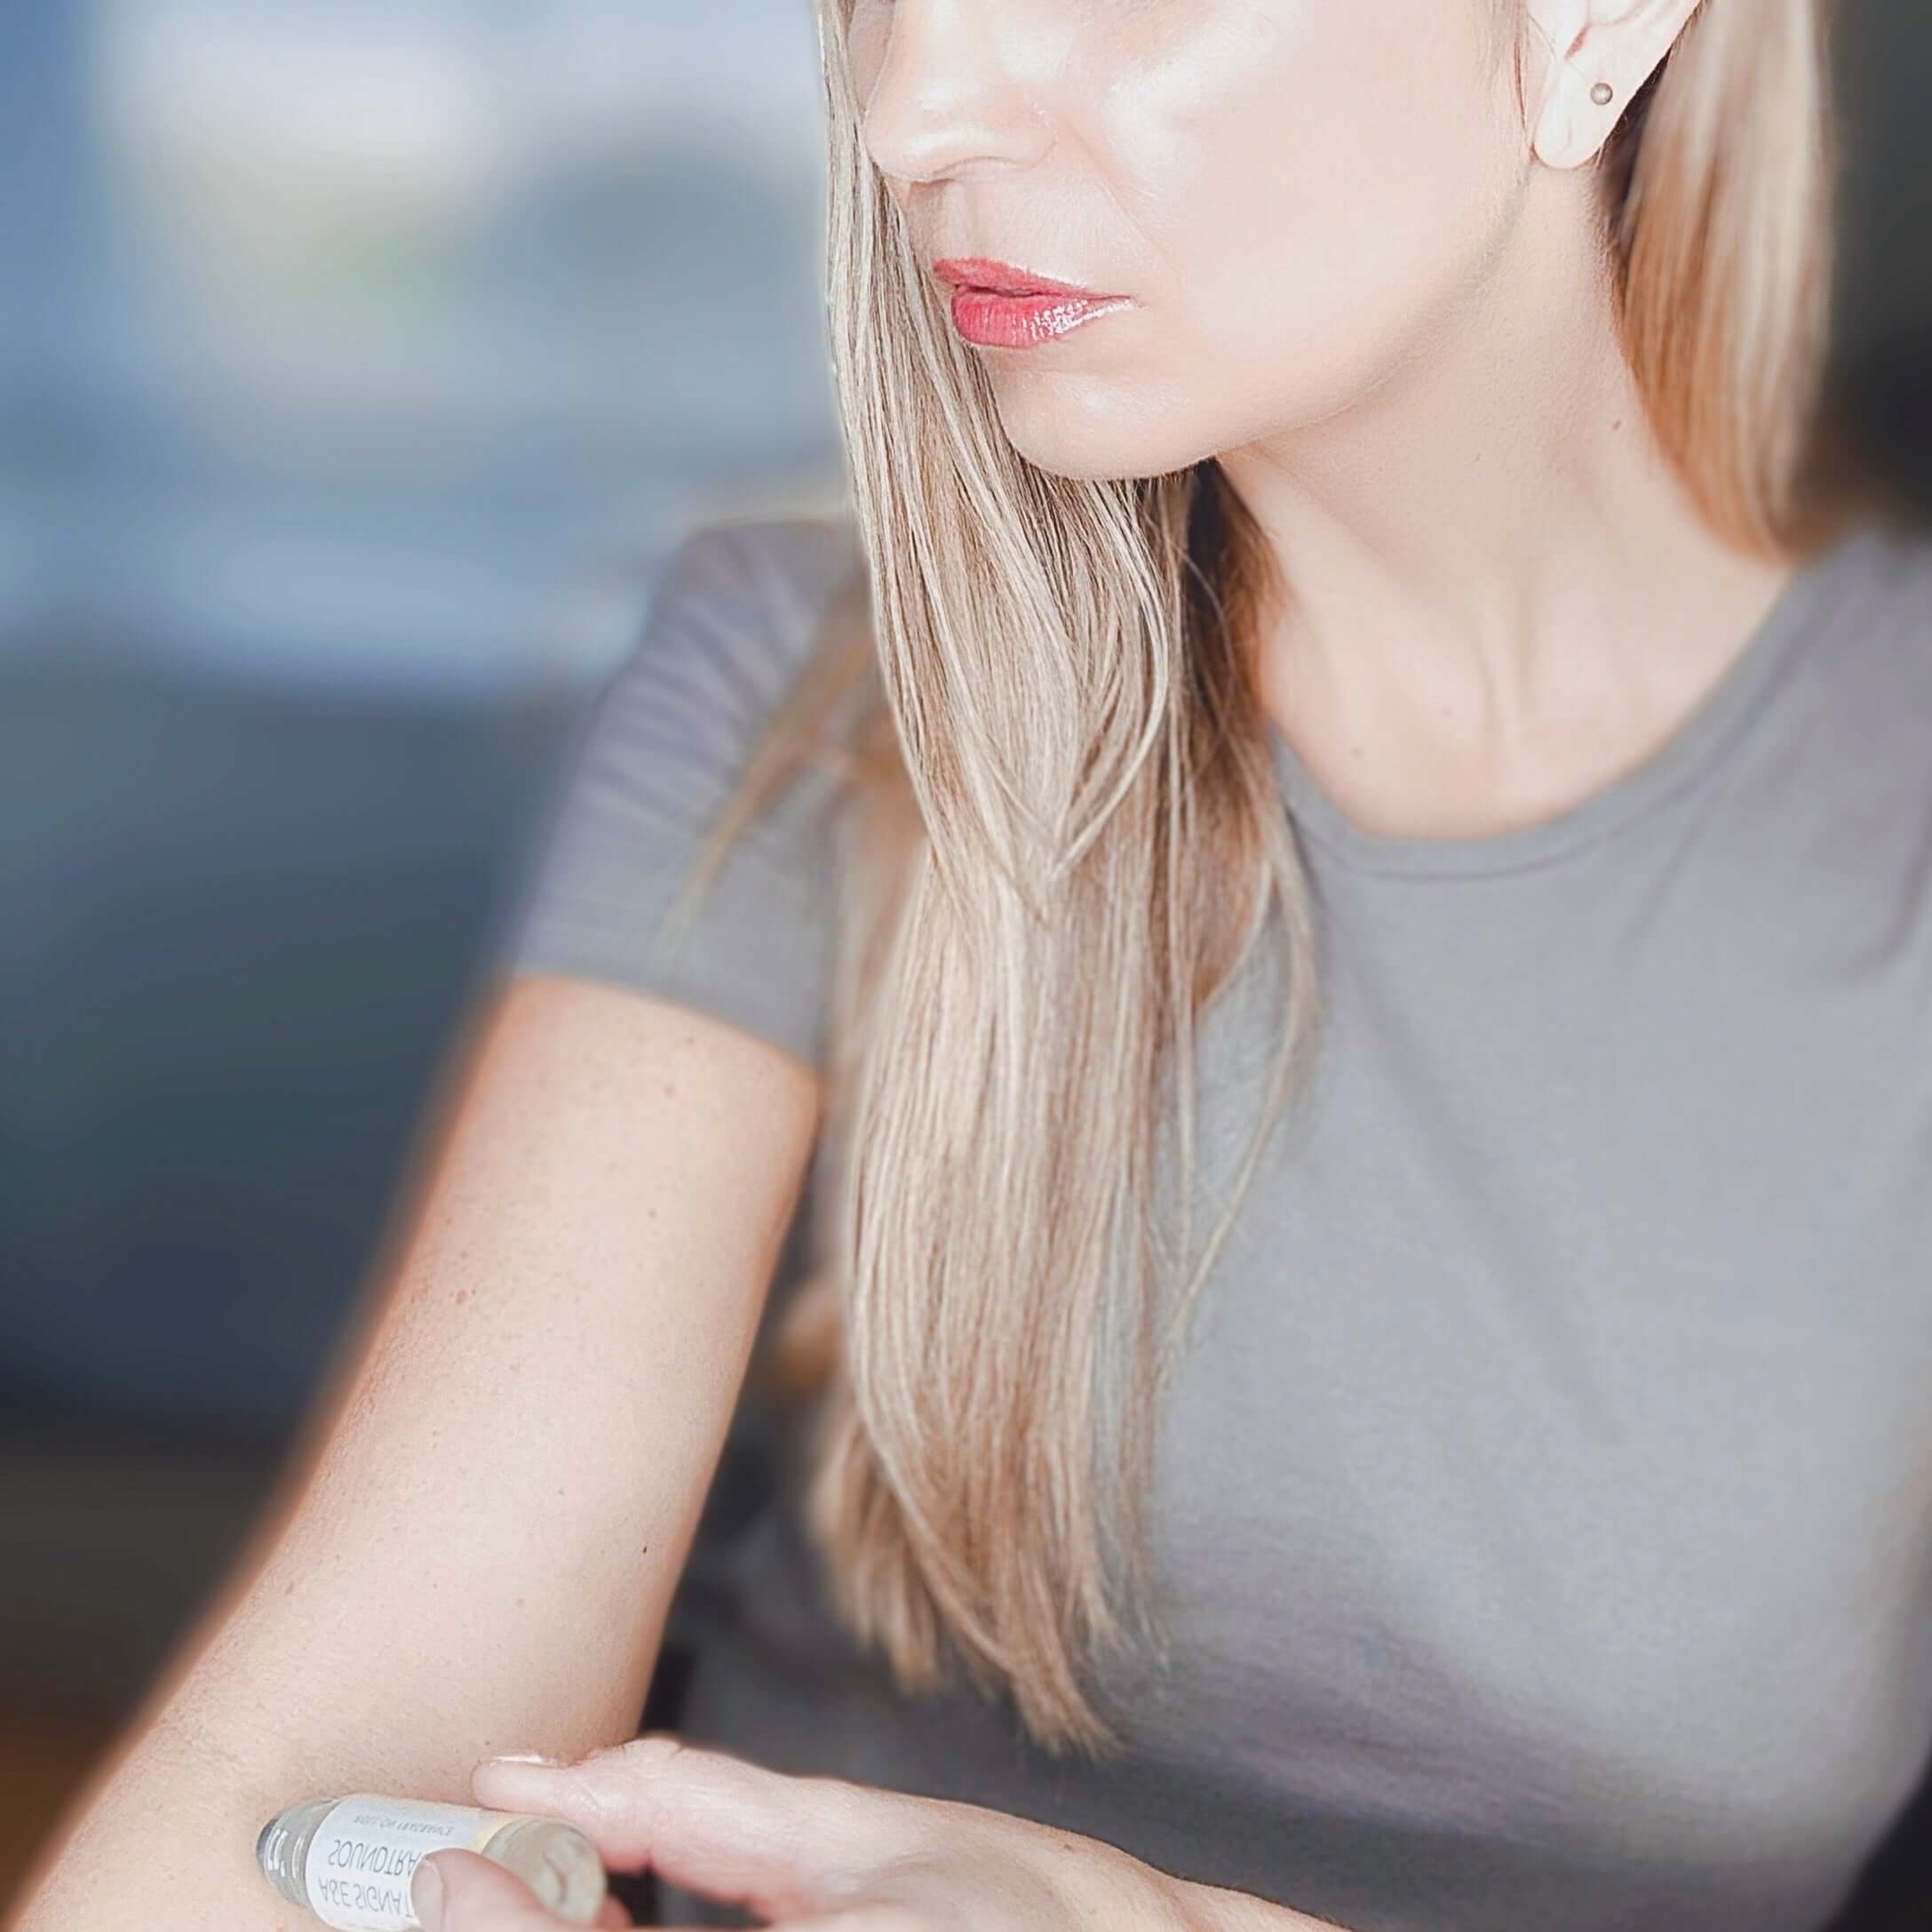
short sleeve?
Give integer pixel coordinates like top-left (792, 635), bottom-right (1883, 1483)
top-left (484, 516), bottom-right (865, 1076)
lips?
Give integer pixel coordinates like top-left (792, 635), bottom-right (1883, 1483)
top-left (932, 258), bottom-right (1133, 349)
top-left (933, 258), bottom-right (1121, 302)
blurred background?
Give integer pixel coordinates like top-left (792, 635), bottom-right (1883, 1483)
top-left (0, 0), bottom-right (844, 1912)
top-left (0, 0), bottom-right (1928, 1924)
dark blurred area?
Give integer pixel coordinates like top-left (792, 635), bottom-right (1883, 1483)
top-left (0, 1), bottom-right (1928, 1926)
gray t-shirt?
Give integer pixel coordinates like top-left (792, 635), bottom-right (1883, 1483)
top-left (486, 509), bottom-right (1932, 1932)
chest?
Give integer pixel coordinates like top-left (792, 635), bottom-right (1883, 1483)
top-left (1113, 870), bottom-right (1932, 1881)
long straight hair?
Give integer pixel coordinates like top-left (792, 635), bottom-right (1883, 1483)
top-left (659, 0), bottom-right (1870, 1755)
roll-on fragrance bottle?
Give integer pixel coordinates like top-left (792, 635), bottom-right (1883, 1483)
top-left (257, 1793), bottom-right (608, 1929)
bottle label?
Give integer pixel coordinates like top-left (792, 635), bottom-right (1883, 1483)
top-left (302, 1795), bottom-right (504, 1930)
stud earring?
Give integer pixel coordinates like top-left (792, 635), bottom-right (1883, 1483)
top-left (1590, 80), bottom-right (1615, 105)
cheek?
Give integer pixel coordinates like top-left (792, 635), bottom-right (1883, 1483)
top-left (1097, 0), bottom-right (1520, 404)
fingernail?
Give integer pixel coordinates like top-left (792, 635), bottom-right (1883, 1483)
top-left (411, 1854), bottom-right (446, 1929)
top-left (485, 1750), bottom-right (568, 1767)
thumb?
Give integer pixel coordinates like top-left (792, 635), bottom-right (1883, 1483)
top-left (411, 1848), bottom-right (557, 1930)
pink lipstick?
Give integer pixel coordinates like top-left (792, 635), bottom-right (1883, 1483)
top-left (933, 258), bottom-right (1133, 350)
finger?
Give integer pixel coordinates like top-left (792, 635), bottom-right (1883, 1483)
top-left (412, 1849), bottom-right (558, 1931)
top-left (472, 1734), bottom-right (914, 1922)
top-left (593, 1900), bottom-right (632, 1928)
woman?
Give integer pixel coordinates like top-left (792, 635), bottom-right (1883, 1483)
top-left (13, 0), bottom-right (1928, 1928)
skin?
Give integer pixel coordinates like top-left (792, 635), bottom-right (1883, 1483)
top-left (413, 1736), bottom-right (1332, 1930)
top-left (852, 0), bottom-right (1803, 845)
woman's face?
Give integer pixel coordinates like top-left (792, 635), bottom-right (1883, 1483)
top-left (846, 0), bottom-right (1543, 482)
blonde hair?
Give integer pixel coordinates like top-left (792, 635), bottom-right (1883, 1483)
top-left (658, 0), bottom-right (1872, 1755)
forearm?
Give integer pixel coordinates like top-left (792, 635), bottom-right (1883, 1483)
top-left (10, 1650), bottom-right (502, 1931)
top-left (10, 1698), bottom-right (322, 1932)
top-left (11, 1643), bottom-right (623, 1932)
top-left (6, 1521), bottom-right (649, 1931)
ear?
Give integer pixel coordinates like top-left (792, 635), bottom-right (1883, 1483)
top-left (1523, 0), bottom-right (1610, 171)
top-left (1524, 0), bottom-right (1695, 171)
top-left (1532, 64), bottom-right (1600, 172)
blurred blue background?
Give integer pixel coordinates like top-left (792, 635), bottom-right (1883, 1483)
top-left (0, 0), bottom-right (1928, 1920)
top-left (1, 0), bottom-right (843, 1436)
top-left (0, 4), bottom-right (847, 1875)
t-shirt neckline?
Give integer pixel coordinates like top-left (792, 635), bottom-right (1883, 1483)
top-left (1265, 522), bottom-right (1880, 881)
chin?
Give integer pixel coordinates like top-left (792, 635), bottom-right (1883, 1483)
top-left (995, 404), bottom-right (1221, 489)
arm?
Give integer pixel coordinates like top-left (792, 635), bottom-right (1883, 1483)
top-left (6, 973), bottom-right (823, 1932)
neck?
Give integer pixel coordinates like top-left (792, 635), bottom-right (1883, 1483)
top-left (1217, 173), bottom-right (1801, 839)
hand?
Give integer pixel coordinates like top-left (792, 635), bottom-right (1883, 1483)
top-left (409, 1851), bottom-right (632, 1929)
top-left (409, 1730), bottom-right (1221, 1930)
top-left (407, 1839), bottom-right (633, 1932)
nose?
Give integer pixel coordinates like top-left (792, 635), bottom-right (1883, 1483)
top-left (858, 0), bottom-right (1054, 187)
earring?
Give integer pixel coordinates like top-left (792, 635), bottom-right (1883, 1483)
top-left (1590, 80), bottom-right (1615, 105)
